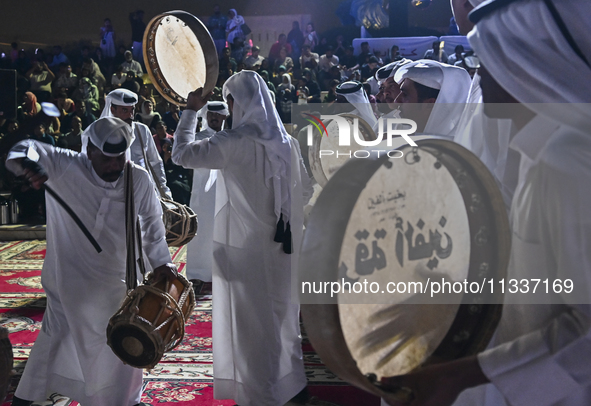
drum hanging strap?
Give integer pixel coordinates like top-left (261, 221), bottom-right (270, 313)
top-left (124, 162), bottom-right (146, 291)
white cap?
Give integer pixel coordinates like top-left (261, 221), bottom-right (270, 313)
top-left (100, 88), bottom-right (138, 118)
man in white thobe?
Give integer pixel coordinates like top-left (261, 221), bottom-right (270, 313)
top-left (172, 70), bottom-right (313, 406)
top-left (393, 59), bottom-right (472, 137)
top-left (99, 88), bottom-right (172, 200)
top-left (186, 101), bottom-right (229, 285)
top-left (7, 117), bottom-right (175, 406)
top-left (450, 0), bottom-right (516, 209)
top-left (381, 1), bottom-right (591, 405)
top-left (372, 59), bottom-right (412, 135)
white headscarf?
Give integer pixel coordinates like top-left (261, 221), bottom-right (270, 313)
top-left (81, 117), bottom-right (134, 157)
top-left (136, 100), bottom-right (156, 126)
top-left (469, 0), bottom-right (591, 130)
top-left (394, 59), bottom-right (472, 136)
top-left (222, 70), bottom-right (292, 223)
top-left (100, 88), bottom-right (138, 119)
top-left (197, 101), bottom-right (229, 132)
top-left (85, 88), bottom-right (138, 157)
top-left (336, 81), bottom-right (378, 128)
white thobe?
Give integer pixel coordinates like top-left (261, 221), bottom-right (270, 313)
top-left (186, 127), bottom-right (217, 282)
top-left (454, 118), bottom-right (591, 406)
top-left (172, 110), bottom-right (310, 406)
top-left (453, 73), bottom-right (516, 209)
top-left (130, 121), bottom-right (172, 199)
top-left (6, 140), bottom-right (171, 406)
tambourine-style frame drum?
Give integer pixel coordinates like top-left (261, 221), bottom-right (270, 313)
top-left (143, 11), bottom-right (219, 106)
top-left (309, 114), bottom-right (377, 187)
top-left (300, 138), bottom-right (510, 403)
top-left (107, 273), bottom-right (196, 369)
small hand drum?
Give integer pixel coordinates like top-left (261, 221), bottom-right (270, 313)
top-left (308, 114), bottom-right (377, 187)
top-left (161, 198), bottom-right (198, 247)
top-left (143, 11), bottom-right (219, 106)
top-left (300, 138), bottom-right (510, 403)
top-left (107, 273), bottom-right (196, 369)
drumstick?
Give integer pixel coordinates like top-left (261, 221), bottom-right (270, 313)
top-left (22, 158), bottom-right (103, 253)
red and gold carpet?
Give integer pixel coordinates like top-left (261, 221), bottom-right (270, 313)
top-left (0, 240), bottom-right (379, 406)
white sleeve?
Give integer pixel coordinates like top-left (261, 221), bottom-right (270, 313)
top-left (6, 139), bottom-right (76, 182)
top-left (138, 124), bottom-right (173, 199)
top-left (172, 110), bottom-right (233, 169)
top-left (477, 137), bottom-right (591, 406)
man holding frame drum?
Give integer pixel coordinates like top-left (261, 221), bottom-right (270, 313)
top-left (380, 0), bottom-right (591, 405)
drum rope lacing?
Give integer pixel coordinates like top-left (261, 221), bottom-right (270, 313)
top-left (136, 126), bottom-right (198, 247)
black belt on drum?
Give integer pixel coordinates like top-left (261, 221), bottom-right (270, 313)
top-left (124, 162), bottom-right (146, 291)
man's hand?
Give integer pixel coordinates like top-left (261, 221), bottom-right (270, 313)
top-left (186, 87), bottom-right (212, 112)
top-left (21, 158), bottom-right (48, 190)
top-left (153, 263), bottom-right (178, 282)
top-left (380, 356), bottom-right (489, 406)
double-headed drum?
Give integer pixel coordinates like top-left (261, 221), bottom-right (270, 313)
top-left (107, 273), bottom-right (196, 369)
top-left (300, 138), bottom-right (510, 403)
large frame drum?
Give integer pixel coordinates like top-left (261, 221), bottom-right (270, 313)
top-left (143, 11), bottom-right (219, 106)
top-left (300, 138), bottom-right (510, 403)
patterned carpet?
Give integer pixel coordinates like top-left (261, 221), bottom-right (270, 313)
top-left (0, 240), bottom-right (379, 406)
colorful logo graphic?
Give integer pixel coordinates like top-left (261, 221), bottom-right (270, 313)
top-left (303, 113), bottom-right (328, 137)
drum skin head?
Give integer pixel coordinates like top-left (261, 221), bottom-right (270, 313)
top-left (144, 11), bottom-right (219, 106)
top-left (300, 138), bottom-right (510, 401)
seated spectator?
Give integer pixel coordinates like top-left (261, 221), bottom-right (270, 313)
top-left (121, 50), bottom-right (143, 76)
top-left (55, 92), bottom-right (75, 119)
top-left (32, 123), bottom-right (55, 145)
top-left (318, 46), bottom-right (339, 73)
top-left (447, 45), bottom-right (465, 66)
top-left (300, 45), bottom-right (319, 70)
top-left (111, 65), bottom-right (127, 88)
top-left (120, 70), bottom-right (141, 94)
top-left (60, 115), bottom-right (83, 152)
top-left (373, 50), bottom-right (384, 65)
top-left (135, 99), bottom-right (162, 132)
top-left (324, 79), bottom-right (340, 103)
top-left (162, 103), bottom-right (181, 133)
top-left (81, 57), bottom-right (107, 95)
top-left (18, 92), bottom-right (42, 123)
top-left (12, 50), bottom-right (32, 77)
top-left (161, 138), bottom-right (192, 205)
top-left (268, 34), bottom-right (292, 64)
top-left (296, 78), bottom-right (310, 103)
top-left (113, 45), bottom-right (127, 68)
top-left (360, 56), bottom-right (379, 82)
top-left (72, 77), bottom-right (100, 116)
top-left (323, 65), bottom-right (345, 90)
top-left (48, 45), bottom-right (69, 70)
top-left (152, 120), bottom-right (173, 154)
top-left (273, 47), bottom-right (294, 73)
top-left (277, 73), bottom-right (296, 123)
top-left (303, 68), bottom-right (321, 97)
top-left (258, 70), bottom-right (277, 100)
top-left (138, 84), bottom-right (157, 107)
top-left (231, 37), bottom-right (245, 63)
top-left (340, 45), bottom-right (359, 71)
top-left (272, 65), bottom-right (287, 88)
top-left (385, 45), bottom-right (403, 63)
top-left (423, 41), bottom-right (449, 63)
top-left (334, 35), bottom-right (347, 59)
top-left (357, 41), bottom-right (374, 66)
top-left (154, 98), bottom-right (169, 117)
top-left (219, 47), bottom-right (237, 76)
top-left (26, 61), bottom-right (55, 102)
top-left (53, 63), bottom-right (78, 96)
top-left (315, 37), bottom-right (329, 57)
top-left (60, 99), bottom-right (97, 134)
top-left (244, 46), bottom-right (265, 69)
